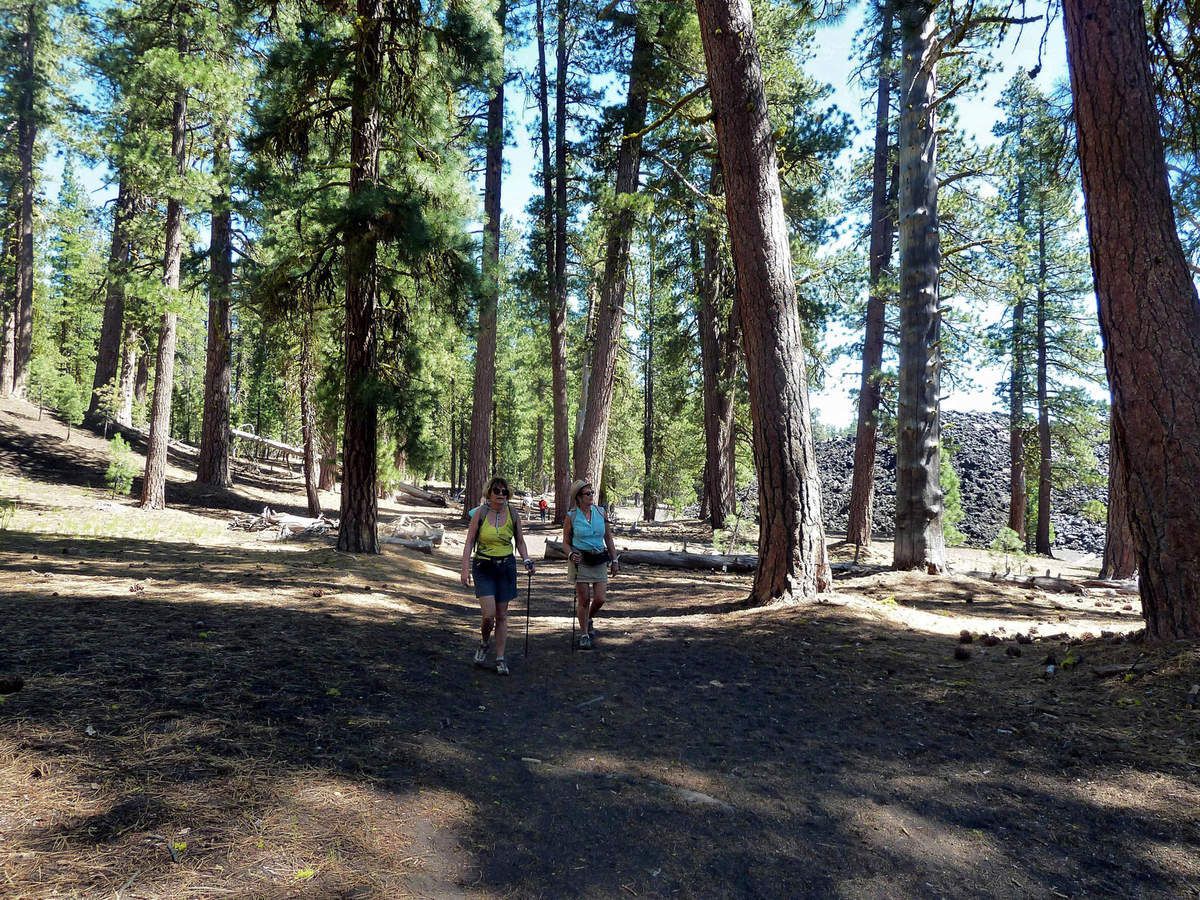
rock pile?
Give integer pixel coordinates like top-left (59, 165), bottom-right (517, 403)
top-left (815, 412), bottom-right (1108, 556)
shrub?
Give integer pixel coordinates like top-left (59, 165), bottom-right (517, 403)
top-left (57, 377), bottom-right (85, 440)
top-left (106, 435), bottom-right (138, 496)
top-left (940, 449), bottom-right (966, 547)
top-left (1080, 499), bottom-right (1107, 524)
top-left (990, 526), bottom-right (1027, 576)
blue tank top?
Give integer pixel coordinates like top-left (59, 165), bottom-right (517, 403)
top-left (569, 507), bottom-right (606, 551)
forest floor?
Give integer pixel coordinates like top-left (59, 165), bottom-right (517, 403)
top-left (2, 395), bottom-right (1199, 899)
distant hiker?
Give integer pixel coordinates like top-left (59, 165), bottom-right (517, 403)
top-left (538, 496), bottom-right (548, 521)
top-left (563, 478), bottom-right (619, 649)
top-left (462, 476), bottom-right (534, 676)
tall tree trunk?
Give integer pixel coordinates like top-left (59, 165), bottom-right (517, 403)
top-left (534, 413), bottom-right (545, 489)
top-left (1009, 171), bottom-right (1029, 542)
top-left (892, 0), bottom-right (945, 573)
top-left (536, 0), bottom-right (556, 314)
top-left (549, 0), bottom-right (572, 522)
top-left (448, 378), bottom-right (458, 493)
top-left (1008, 298), bottom-right (1028, 541)
top-left (1100, 417), bottom-right (1136, 580)
top-left (642, 247), bottom-right (655, 522)
top-left (1034, 200), bottom-right (1052, 556)
top-left (573, 17), bottom-right (654, 486)
top-left (140, 49), bottom-right (189, 511)
top-left (337, 0), bottom-right (384, 553)
top-left (1064, 0), bottom-right (1200, 640)
top-left (1, 217), bottom-right (15, 397)
top-left (465, 0), bottom-right (506, 518)
top-left (89, 179), bottom-right (133, 419)
top-left (299, 303), bottom-right (322, 517)
top-left (318, 415), bottom-right (338, 491)
top-left (11, 3), bottom-right (37, 398)
top-left (116, 325), bottom-right (138, 426)
top-left (695, 166), bottom-right (739, 531)
top-left (847, 4), bottom-right (896, 551)
top-left (695, 0), bottom-right (831, 602)
top-left (197, 132), bottom-right (234, 487)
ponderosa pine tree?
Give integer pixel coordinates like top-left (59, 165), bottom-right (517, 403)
top-left (1063, 0), bottom-right (1200, 640)
top-left (573, 6), bottom-right (656, 487)
top-left (465, 0), bottom-right (507, 519)
top-left (847, 0), bottom-right (897, 551)
top-left (694, 0), bottom-right (830, 601)
top-left (7, 2), bottom-right (40, 397)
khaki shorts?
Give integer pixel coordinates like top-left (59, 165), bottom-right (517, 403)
top-left (568, 560), bottom-right (608, 584)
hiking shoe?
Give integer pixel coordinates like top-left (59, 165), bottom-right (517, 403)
top-left (473, 644), bottom-right (488, 666)
top-left (495, 658), bottom-right (510, 676)
top-left (578, 633), bottom-right (593, 650)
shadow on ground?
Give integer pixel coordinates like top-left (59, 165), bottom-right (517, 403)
top-left (2, 530), bottom-right (1198, 898)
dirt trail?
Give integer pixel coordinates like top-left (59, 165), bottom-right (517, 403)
top-left (2, 397), bottom-right (1198, 898)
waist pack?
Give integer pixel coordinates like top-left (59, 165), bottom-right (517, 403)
top-left (579, 548), bottom-right (610, 566)
top-left (473, 554), bottom-right (514, 574)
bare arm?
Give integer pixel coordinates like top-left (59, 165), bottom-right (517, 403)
top-left (563, 514), bottom-right (581, 563)
top-left (461, 506), bottom-right (483, 585)
top-left (605, 515), bottom-right (619, 573)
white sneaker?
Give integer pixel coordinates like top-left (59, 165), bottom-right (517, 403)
top-left (473, 644), bottom-right (488, 666)
top-left (495, 658), bottom-right (510, 676)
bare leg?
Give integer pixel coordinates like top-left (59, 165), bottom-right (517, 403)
top-left (494, 602), bottom-right (509, 660)
top-left (589, 582), bottom-right (606, 625)
top-left (576, 581), bottom-right (592, 634)
top-left (479, 595), bottom-right (497, 647)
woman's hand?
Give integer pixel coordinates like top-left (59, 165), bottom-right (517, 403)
top-left (609, 558), bottom-right (619, 576)
top-left (569, 550), bottom-right (582, 563)
top-left (460, 566), bottom-right (472, 587)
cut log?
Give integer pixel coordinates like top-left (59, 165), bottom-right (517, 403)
top-left (964, 571), bottom-right (1085, 595)
top-left (545, 539), bottom-right (757, 572)
top-left (1079, 578), bottom-right (1140, 594)
top-left (396, 481), bottom-right (447, 507)
top-left (384, 516), bottom-right (444, 546)
top-left (381, 536), bottom-right (434, 554)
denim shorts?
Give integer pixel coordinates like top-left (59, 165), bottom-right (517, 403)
top-left (472, 555), bottom-right (518, 604)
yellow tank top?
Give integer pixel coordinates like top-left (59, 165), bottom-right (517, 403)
top-left (475, 506), bottom-right (516, 558)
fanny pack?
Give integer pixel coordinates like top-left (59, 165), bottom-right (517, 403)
top-left (579, 548), bottom-right (610, 566)
top-left (473, 554), bottom-right (514, 573)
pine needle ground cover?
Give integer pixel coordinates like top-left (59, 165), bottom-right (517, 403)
top-left (2, 397), bottom-right (1198, 898)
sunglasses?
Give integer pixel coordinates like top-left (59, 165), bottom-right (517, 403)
top-left (492, 486), bottom-right (509, 496)
top-left (579, 489), bottom-right (594, 497)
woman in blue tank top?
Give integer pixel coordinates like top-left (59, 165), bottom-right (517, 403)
top-left (563, 478), bottom-right (619, 649)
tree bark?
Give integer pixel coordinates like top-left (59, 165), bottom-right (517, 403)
top-left (117, 323), bottom-right (139, 427)
top-left (318, 416), bottom-right (338, 491)
top-left (1100, 417), bottom-right (1137, 580)
top-left (1034, 199), bottom-right (1053, 556)
top-left (695, 165), bottom-right (739, 531)
top-left (1008, 159), bottom-right (1029, 542)
top-left (465, 0), bottom-right (506, 518)
top-left (197, 131), bottom-right (234, 487)
top-left (892, 0), bottom-right (945, 573)
top-left (140, 47), bottom-right (189, 511)
top-left (1, 215), bottom-right (15, 397)
top-left (1063, 0), bottom-right (1200, 640)
top-left (337, 0), bottom-right (384, 553)
top-left (694, 0), bottom-right (831, 602)
top-left (89, 179), bottom-right (133, 419)
top-left (642, 245), bottom-right (656, 522)
top-left (549, 0), bottom-right (572, 523)
top-left (11, 2), bottom-right (37, 398)
top-left (847, 4), bottom-right (896, 550)
top-left (299, 308), bottom-right (322, 517)
top-left (573, 16), bottom-right (654, 487)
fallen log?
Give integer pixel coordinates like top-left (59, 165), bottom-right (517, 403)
top-left (396, 481), bottom-right (447, 507)
top-left (545, 539), bottom-right (757, 573)
top-left (1079, 578), bottom-right (1140, 594)
top-left (381, 536), bottom-right (434, 554)
top-left (965, 571), bottom-right (1086, 595)
top-left (384, 517), bottom-right (444, 546)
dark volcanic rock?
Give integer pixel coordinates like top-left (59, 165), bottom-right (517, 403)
top-left (815, 412), bottom-right (1106, 556)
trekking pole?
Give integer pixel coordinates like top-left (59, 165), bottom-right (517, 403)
top-left (524, 568), bottom-right (532, 658)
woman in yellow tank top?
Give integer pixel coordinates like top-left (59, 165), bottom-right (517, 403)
top-left (461, 476), bottom-right (534, 675)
